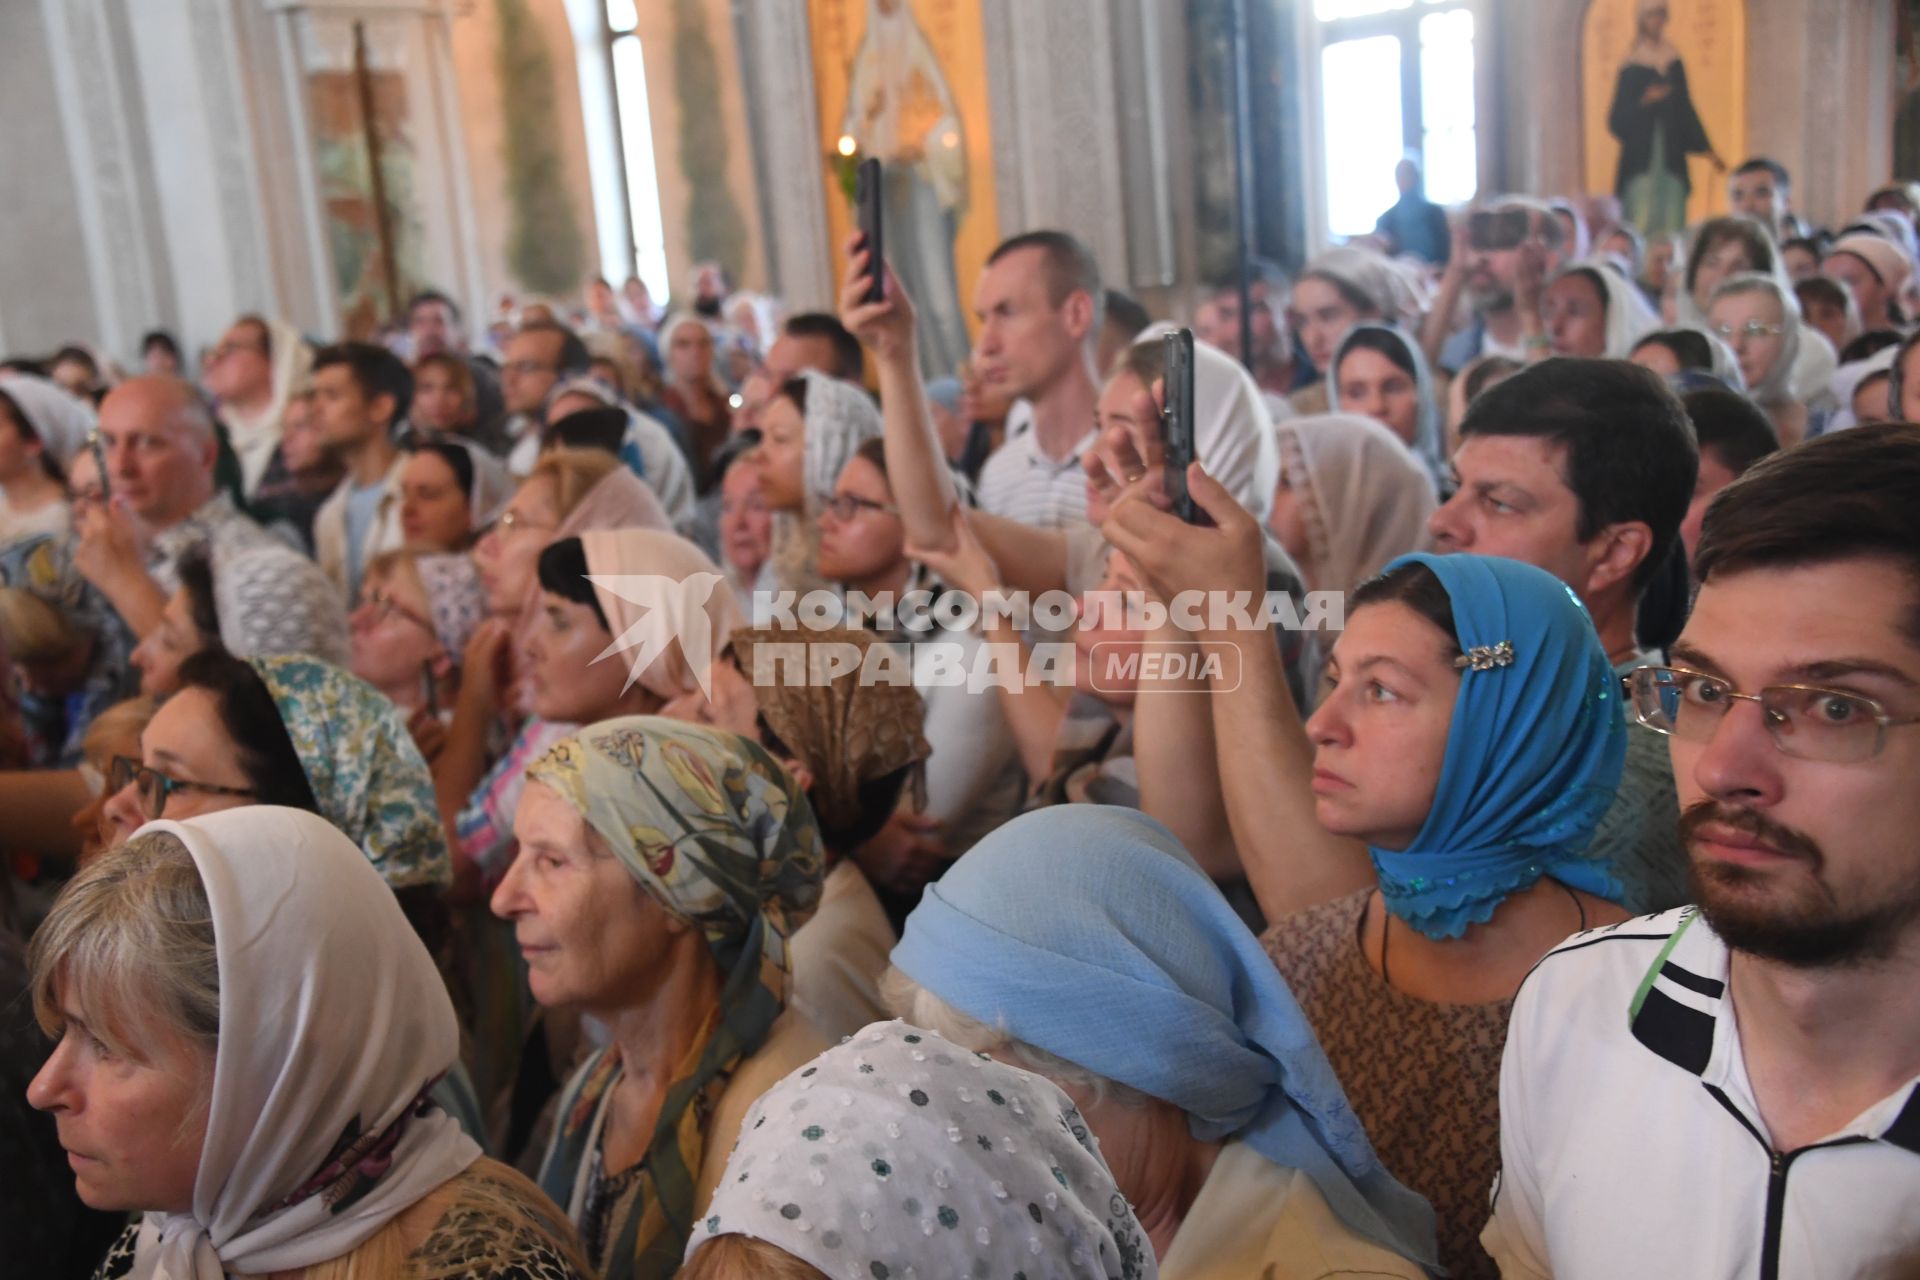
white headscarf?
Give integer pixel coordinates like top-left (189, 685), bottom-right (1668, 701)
top-left (1276, 413), bottom-right (1436, 595)
top-left (795, 370), bottom-right (884, 512)
top-left (220, 318), bottom-right (314, 500)
top-left (1562, 260), bottom-right (1660, 358)
top-left (1628, 327), bottom-right (1748, 393)
top-left (124, 806), bottom-right (480, 1279)
top-left (1301, 246), bottom-right (1428, 330)
top-left (1825, 342), bottom-right (1898, 432)
top-left (1136, 322), bottom-right (1284, 522)
top-left (0, 372), bottom-right (95, 469)
top-left (1707, 272), bottom-right (1837, 408)
top-left (1326, 323), bottom-right (1448, 494)
top-left (433, 434), bottom-right (514, 529)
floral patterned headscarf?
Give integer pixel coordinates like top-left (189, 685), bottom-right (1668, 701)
top-left (526, 716), bottom-right (825, 1280)
top-left (248, 654), bottom-right (451, 890)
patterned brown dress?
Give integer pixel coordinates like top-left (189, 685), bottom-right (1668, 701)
top-left (1262, 889), bottom-right (1513, 1280)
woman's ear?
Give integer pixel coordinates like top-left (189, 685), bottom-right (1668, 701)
top-left (782, 757), bottom-right (815, 795)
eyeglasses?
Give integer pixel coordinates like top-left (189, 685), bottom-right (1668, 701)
top-left (818, 493), bottom-right (899, 522)
top-left (1623, 665), bottom-right (1920, 763)
top-left (492, 508), bottom-right (557, 537)
top-left (357, 587), bottom-right (435, 632)
top-left (108, 756), bottom-right (257, 820)
top-left (1713, 320), bottom-right (1785, 340)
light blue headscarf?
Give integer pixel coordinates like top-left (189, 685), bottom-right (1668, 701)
top-left (1368, 553), bottom-right (1626, 940)
top-left (1327, 323), bottom-right (1447, 495)
top-left (891, 805), bottom-right (1440, 1273)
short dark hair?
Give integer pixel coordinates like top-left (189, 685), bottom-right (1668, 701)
top-left (175, 650), bottom-right (321, 812)
top-left (782, 312), bottom-right (864, 381)
top-left (141, 330), bottom-right (182, 361)
top-left (1459, 357), bottom-right (1698, 595)
top-left (1734, 157), bottom-right (1790, 189)
top-left (403, 436), bottom-right (477, 501)
top-left (1694, 422), bottom-right (1920, 642)
top-left (516, 319), bottom-right (591, 377)
top-left (1685, 217), bottom-right (1777, 296)
top-left (1681, 387), bottom-right (1778, 477)
top-left (312, 341), bottom-right (414, 429)
top-left (1632, 328), bottom-right (1716, 373)
top-left (543, 406), bottom-right (629, 456)
top-left (987, 230), bottom-right (1103, 327)
top-left (1102, 290), bottom-right (1151, 342)
top-left (407, 289), bottom-right (462, 325)
top-left (1841, 329), bottom-right (1906, 365)
top-left (535, 536), bottom-right (610, 630)
top-left (1794, 275), bottom-right (1853, 317)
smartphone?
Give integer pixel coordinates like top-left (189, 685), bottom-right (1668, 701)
top-left (1468, 209), bottom-right (1532, 252)
top-left (855, 157), bottom-right (885, 304)
top-left (88, 430), bottom-right (111, 503)
top-left (420, 660), bottom-right (440, 718)
top-left (1161, 328), bottom-right (1205, 525)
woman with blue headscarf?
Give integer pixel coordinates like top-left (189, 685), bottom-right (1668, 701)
top-left (885, 805), bottom-right (1440, 1279)
top-left (1262, 552), bottom-right (1628, 1278)
top-left (1326, 325), bottom-right (1447, 495)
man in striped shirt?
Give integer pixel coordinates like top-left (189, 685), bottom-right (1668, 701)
top-left (971, 231), bottom-right (1104, 529)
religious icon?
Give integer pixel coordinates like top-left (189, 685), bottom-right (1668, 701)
top-left (838, 0), bottom-right (973, 377)
top-left (1582, 0), bottom-right (1751, 237)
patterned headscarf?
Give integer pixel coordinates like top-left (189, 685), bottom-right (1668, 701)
top-left (728, 626), bottom-right (930, 833)
top-left (248, 654), bottom-right (452, 890)
top-left (686, 1020), bottom-right (1156, 1280)
top-left (414, 553), bottom-right (487, 662)
top-left (528, 716), bottom-right (825, 1280)
top-left (1368, 554), bottom-right (1626, 940)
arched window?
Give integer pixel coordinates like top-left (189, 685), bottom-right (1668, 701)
top-left (1310, 0), bottom-right (1479, 238)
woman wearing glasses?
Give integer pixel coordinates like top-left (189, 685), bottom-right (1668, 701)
top-left (1258, 553), bottom-right (1630, 1278)
top-left (1706, 272), bottom-right (1836, 447)
top-left (349, 550), bottom-right (488, 748)
top-left (811, 436), bottom-right (1025, 907)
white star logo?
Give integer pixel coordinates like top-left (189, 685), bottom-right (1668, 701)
top-left (584, 572), bottom-right (728, 699)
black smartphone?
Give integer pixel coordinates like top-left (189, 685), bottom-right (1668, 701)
top-left (1468, 208), bottom-right (1532, 252)
top-left (855, 157), bottom-right (885, 304)
top-left (420, 660), bottom-right (440, 718)
top-left (1161, 328), bottom-right (1205, 525)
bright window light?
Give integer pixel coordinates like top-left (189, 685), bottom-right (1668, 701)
top-left (1321, 35), bottom-right (1405, 237)
top-left (1314, 0), bottom-right (1414, 20)
top-left (1419, 8), bottom-right (1476, 205)
top-left (610, 35), bottom-right (669, 304)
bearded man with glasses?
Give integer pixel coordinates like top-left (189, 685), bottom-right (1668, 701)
top-left (1482, 422), bottom-right (1920, 1278)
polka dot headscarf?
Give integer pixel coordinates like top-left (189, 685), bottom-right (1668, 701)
top-left (686, 1020), bottom-right (1157, 1279)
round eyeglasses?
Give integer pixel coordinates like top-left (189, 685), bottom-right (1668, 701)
top-left (1623, 665), bottom-right (1920, 764)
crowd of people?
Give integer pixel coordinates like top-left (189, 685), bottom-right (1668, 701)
top-left (1, 148), bottom-right (1918, 1280)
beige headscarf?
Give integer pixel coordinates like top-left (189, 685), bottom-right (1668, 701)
top-left (728, 625), bottom-right (931, 832)
top-left (580, 528), bottom-right (745, 702)
top-left (1276, 413), bottom-right (1436, 596)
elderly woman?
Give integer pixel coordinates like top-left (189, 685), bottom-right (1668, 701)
top-left (681, 1020), bottom-right (1157, 1280)
top-left (397, 436), bottom-right (512, 552)
top-left (1324, 325), bottom-right (1446, 492)
top-left (884, 805), bottom-right (1438, 1278)
top-left (27, 808), bottom-right (591, 1277)
top-left (1268, 414), bottom-right (1435, 598)
top-left (351, 550), bottom-right (488, 726)
top-left (1707, 272), bottom-right (1836, 446)
top-left (490, 717), bottom-right (828, 1279)
top-left (668, 624), bottom-right (932, 1038)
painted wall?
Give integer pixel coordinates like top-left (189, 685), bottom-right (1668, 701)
top-left (448, 0), bottom-right (601, 314)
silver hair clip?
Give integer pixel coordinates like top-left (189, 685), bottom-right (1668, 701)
top-left (1455, 641), bottom-right (1515, 672)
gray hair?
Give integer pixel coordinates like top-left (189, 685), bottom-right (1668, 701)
top-left (877, 967), bottom-right (1148, 1110)
top-left (29, 830), bottom-right (220, 1063)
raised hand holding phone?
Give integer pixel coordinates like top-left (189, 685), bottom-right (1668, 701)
top-left (856, 158), bottom-right (886, 304)
top-left (1160, 328), bottom-right (1210, 526)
